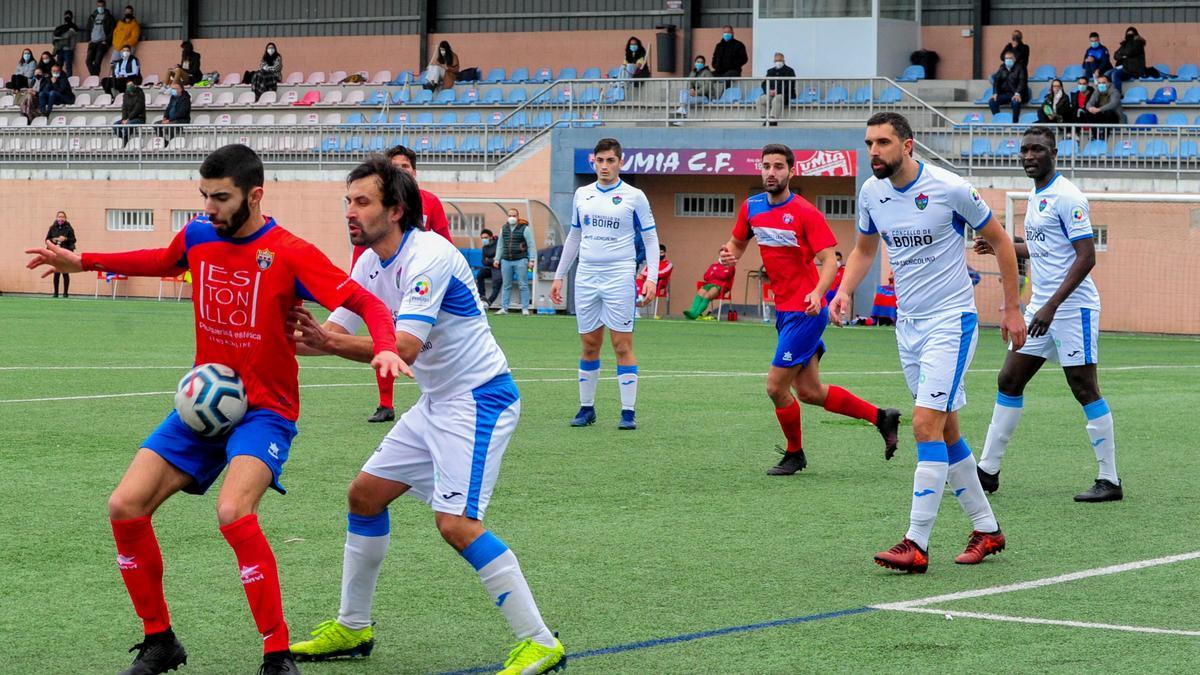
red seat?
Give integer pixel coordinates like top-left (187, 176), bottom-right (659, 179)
top-left (291, 90), bottom-right (321, 107)
top-left (697, 280), bottom-right (732, 321)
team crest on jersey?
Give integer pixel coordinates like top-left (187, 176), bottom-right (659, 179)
top-left (1038, 198), bottom-right (1048, 212)
top-left (782, 213), bottom-right (794, 225)
top-left (1072, 207), bottom-right (1085, 221)
top-left (255, 248), bottom-right (274, 271)
top-left (612, 195), bottom-right (623, 205)
top-left (914, 193), bottom-right (929, 210)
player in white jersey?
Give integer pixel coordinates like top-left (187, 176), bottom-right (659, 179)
top-left (973, 127), bottom-right (1120, 502)
top-left (287, 158), bottom-right (565, 674)
top-left (551, 137), bottom-right (660, 430)
top-left (832, 112), bottom-right (1027, 574)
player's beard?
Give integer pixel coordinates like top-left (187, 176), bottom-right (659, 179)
top-left (213, 197), bottom-right (252, 238)
top-left (348, 217), bottom-right (385, 247)
top-left (763, 178), bottom-right (787, 196)
top-left (872, 156), bottom-right (901, 179)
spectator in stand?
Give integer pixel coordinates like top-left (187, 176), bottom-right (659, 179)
top-left (1037, 78), bottom-right (1073, 123)
top-left (113, 79), bottom-right (145, 144)
top-left (1078, 72), bottom-right (1123, 127)
top-left (1003, 30), bottom-right (1030, 73)
top-left (636, 244), bottom-right (674, 316)
top-left (757, 52), bottom-right (796, 127)
top-left (622, 36), bottom-right (649, 79)
top-left (424, 40), bottom-right (460, 90)
top-left (34, 51), bottom-right (57, 81)
top-left (1069, 75), bottom-right (1094, 119)
top-left (84, 0), bottom-right (116, 77)
top-left (7, 49), bottom-right (36, 91)
top-left (45, 211), bottom-right (76, 298)
top-left (37, 64), bottom-right (74, 114)
top-left (163, 41), bottom-right (202, 89)
top-left (676, 54), bottom-right (717, 117)
top-left (494, 208), bottom-right (536, 315)
top-left (1082, 31), bottom-right (1112, 81)
top-left (101, 44), bottom-right (141, 96)
top-left (477, 228), bottom-right (501, 308)
top-left (245, 42), bottom-right (282, 101)
top-left (156, 80), bottom-right (191, 140)
top-left (683, 258), bottom-right (736, 320)
top-left (110, 5), bottom-right (140, 76)
top-left (52, 11), bottom-right (81, 77)
top-left (1111, 26), bottom-right (1148, 91)
top-left (712, 25), bottom-right (748, 78)
top-left (989, 49), bottom-right (1027, 118)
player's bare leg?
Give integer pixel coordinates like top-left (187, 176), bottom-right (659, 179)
top-left (109, 450), bottom-right (192, 675)
top-left (1063, 364), bottom-right (1122, 501)
top-left (765, 363), bottom-right (808, 475)
top-left (941, 412), bottom-right (1005, 564)
top-left (216, 456), bottom-right (297, 673)
top-left (571, 327), bottom-right (606, 427)
top-left (610, 328), bottom-right (638, 429)
top-left (792, 354), bottom-right (902, 459)
top-left (978, 350), bottom-right (1046, 492)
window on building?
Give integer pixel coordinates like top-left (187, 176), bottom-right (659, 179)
top-left (106, 209), bottom-right (154, 232)
top-left (880, 0), bottom-right (917, 21)
top-left (759, 0), bottom-right (871, 19)
top-left (449, 213), bottom-right (485, 236)
top-left (171, 210), bottom-right (204, 232)
top-left (1092, 224), bottom-right (1108, 251)
top-left (816, 195), bottom-right (856, 219)
top-left (675, 193), bottom-right (736, 218)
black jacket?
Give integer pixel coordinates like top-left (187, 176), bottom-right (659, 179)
top-left (46, 221), bottom-right (76, 250)
top-left (44, 74), bottom-right (74, 101)
top-left (991, 63), bottom-right (1027, 99)
top-left (164, 90), bottom-right (191, 123)
top-left (481, 238), bottom-right (497, 268)
top-left (1115, 35), bottom-right (1147, 78)
top-left (1038, 91), bottom-right (1073, 123)
top-left (712, 38), bottom-right (748, 76)
top-left (182, 51), bottom-right (202, 83)
top-left (762, 64), bottom-right (796, 100)
top-left (1001, 42), bottom-right (1030, 70)
top-left (121, 86), bottom-right (146, 121)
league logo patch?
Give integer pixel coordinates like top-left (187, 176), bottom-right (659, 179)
top-left (612, 195), bottom-right (623, 205)
top-left (407, 274), bottom-right (433, 305)
top-left (1038, 198), bottom-right (1048, 212)
top-left (255, 248), bottom-right (274, 271)
top-left (1072, 207), bottom-right (1085, 222)
top-left (413, 278), bottom-right (431, 296)
top-left (914, 193), bottom-right (929, 210)
top-left (782, 213), bottom-right (794, 225)
top-left (970, 187), bottom-right (981, 202)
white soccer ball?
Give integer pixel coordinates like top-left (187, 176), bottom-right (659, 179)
top-left (174, 363), bottom-right (247, 437)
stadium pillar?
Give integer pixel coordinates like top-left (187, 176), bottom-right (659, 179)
top-left (182, 0), bottom-right (197, 40)
top-left (681, 0), bottom-right (698, 78)
top-left (418, 0), bottom-right (437, 74)
top-left (971, 0), bottom-right (989, 80)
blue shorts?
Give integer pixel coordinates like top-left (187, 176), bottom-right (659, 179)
top-left (142, 408), bottom-right (298, 495)
top-left (772, 307), bottom-right (828, 368)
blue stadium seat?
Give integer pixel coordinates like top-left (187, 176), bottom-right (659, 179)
top-left (852, 86), bottom-right (872, 103)
top-left (365, 136), bottom-right (386, 152)
top-left (961, 137), bottom-right (991, 158)
top-left (1148, 86), bottom-right (1177, 104)
top-left (487, 135), bottom-right (507, 153)
top-left (500, 111), bottom-right (528, 129)
top-left (607, 66), bottom-right (623, 79)
top-left (367, 112), bottom-right (388, 125)
top-left (434, 137), bottom-right (456, 153)
top-left (962, 112), bottom-right (984, 124)
top-left (1165, 112), bottom-right (1189, 126)
top-left (1170, 64), bottom-right (1200, 82)
top-left (1179, 140), bottom-right (1199, 159)
top-left (462, 112), bottom-right (482, 125)
top-left (389, 111), bottom-right (410, 125)
top-left (1081, 139), bottom-right (1108, 157)
top-left (973, 87), bottom-right (993, 104)
top-left (897, 65), bottom-right (924, 82)
top-left (1141, 64), bottom-right (1171, 81)
top-left (581, 67), bottom-right (602, 80)
top-left (529, 67), bottom-right (552, 83)
top-left (1112, 139), bottom-right (1138, 158)
top-left (791, 86), bottom-right (820, 104)
top-left (577, 86), bottom-right (601, 104)
top-left (1061, 64), bottom-right (1085, 81)
top-left (605, 87), bottom-right (626, 104)
top-left (824, 86), bottom-right (849, 104)
top-left (507, 137), bottom-right (527, 153)
top-left (530, 111), bottom-right (553, 128)
top-left (1134, 113), bottom-right (1158, 125)
top-left (412, 89), bottom-right (434, 105)
top-left (1144, 139), bottom-right (1170, 158)
top-left (390, 90), bottom-right (409, 105)
top-left (1057, 139), bottom-right (1078, 158)
top-left (461, 248), bottom-right (484, 269)
top-left (454, 88), bottom-right (477, 105)
top-left (557, 67), bottom-right (577, 80)
top-left (878, 86), bottom-right (903, 103)
top-left (344, 112), bottom-right (366, 126)
top-left (458, 136), bottom-right (483, 154)
top-left (506, 68), bottom-right (530, 84)
top-left (362, 90), bottom-right (387, 106)
top-left (1194, 114), bottom-right (1200, 125)
top-left (1030, 64), bottom-right (1056, 82)
top-left (343, 136), bottom-right (365, 153)
top-left (481, 88), bottom-right (503, 105)
top-left (437, 112), bottom-right (458, 125)
top-left (994, 138), bottom-right (1019, 157)
top-left (1018, 112), bottom-right (1038, 124)
top-left (506, 88), bottom-right (528, 104)
top-left (483, 68), bottom-right (506, 84)
top-left (991, 112), bottom-right (1014, 124)
top-left (389, 71), bottom-right (414, 86)
top-left (1031, 86), bottom-right (1048, 102)
top-left (316, 136), bottom-right (339, 153)
top-left (413, 136), bottom-right (432, 153)
top-left (1122, 87), bottom-right (1149, 104)
top-left (414, 112), bottom-right (434, 125)
top-left (434, 89), bottom-right (456, 105)
top-left (1181, 88), bottom-right (1200, 104)
top-left (716, 87), bottom-right (743, 104)
top-left (556, 111), bottom-right (578, 127)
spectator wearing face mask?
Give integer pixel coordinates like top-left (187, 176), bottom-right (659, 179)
top-left (494, 208), bottom-right (537, 315)
top-left (1003, 30), bottom-right (1030, 71)
top-left (757, 52), bottom-right (796, 126)
top-left (113, 79), bottom-right (145, 145)
top-left (101, 45), bottom-right (141, 96)
top-left (156, 81), bottom-right (191, 140)
top-left (7, 49), bottom-right (36, 91)
top-left (52, 11), bottom-right (81, 77)
top-left (423, 40), bottom-right (460, 91)
top-left (1037, 78), bottom-right (1073, 124)
top-left (34, 51), bottom-right (57, 81)
top-left (1079, 72), bottom-right (1123, 128)
top-left (1111, 26), bottom-right (1148, 91)
top-left (1069, 76), bottom-right (1094, 120)
top-left (989, 49), bottom-right (1027, 118)
top-left (244, 43), bottom-right (282, 101)
top-left (85, 0), bottom-right (116, 77)
top-left (111, 5), bottom-right (140, 72)
top-left (676, 54), bottom-right (717, 117)
top-left (622, 36), bottom-right (649, 79)
top-left (45, 211), bottom-right (77, 298)
top-left (1082, 31), bottom-right (1112, 81)
top-left (163, 41), bottom-right (201, 89)
top-left (712, 25), bottom-right (748, 77)
top-left (477, 228), bottom-right (502, 308)
top-left (37, 65), bottom-right (74, 114)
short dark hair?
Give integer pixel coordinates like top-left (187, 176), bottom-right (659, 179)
top-left (199, 144), bottom-right (264, 195)
top-left (1023, 125), bottom-right (1057, 148)
top-left (1003, 49), bottom-right (1015, 57)
top-left (594, 137), bottom-right (622, 158)
top-left (1089, 32), bottom-right (1100, 38)
top-left (480, 228), bottom-right (493, 237)
top-left (1096, 72), bottom-right (1111, 82)
top-left (385, 144), bottom-right (418, 169)
top-left (866, 112), bottom-right (914, 142)
top-left (761, 143), bottom-right (795, 168)
top-left (347, 155), bottom-right (423, 232)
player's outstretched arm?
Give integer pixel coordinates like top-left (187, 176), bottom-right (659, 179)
top-left (830, 232), bottom-right (878, 325)
top-left (25, 242), bottom-right (82, 278)
top-left (28, 239), bottom-right (185, 279)
top-left (977, 216), bottom-right (1028, 349)
top-left (289, 306), bottom-right (414, 378)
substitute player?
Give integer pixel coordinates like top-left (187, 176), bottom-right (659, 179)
top-left (974, 126), bottom-right (1121, 502)
top-left (551, 137), bottom-right (659, 430)
top-left (720, 143), bottom-right (901, 475)
top-left (287, 157), bottom-right (565, 674)
top-left (353, 144), bottom-right (453, 424)
top-left (25, 145), bottom-right (404, 675)
top-left (832, 113), bottom-right (1027, 573)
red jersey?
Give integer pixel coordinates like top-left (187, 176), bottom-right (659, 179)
top-left (353, 189), bottom-right (451, 264)
top-left (702, 262), bottom-right (736, 293)
top-left (732, 192), bottom-right (838, 312)
top-left (83, 216), bottom-right (362, 421)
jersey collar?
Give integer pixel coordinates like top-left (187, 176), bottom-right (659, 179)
top-left (224, 216), bottom-right (276, 244)
top-left (379, 228), bottom-right (413, 269)
top-left (1035, 173), bottom-right (1061, 193)
top-left (764, 192), bottom-right (795, 208)
top-left (595, 179), bottom-right (623, 193)
top-left (890, 161), bottom-right (924, 194)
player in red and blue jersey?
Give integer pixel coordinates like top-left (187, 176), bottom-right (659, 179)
top-left (720, 143), bottom-right (901, 476)
top-left (26, 144), bottom-right (405, 675)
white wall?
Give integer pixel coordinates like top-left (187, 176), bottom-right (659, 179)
top-left (877, 18), bottom-right (922, 79)
top-left (751, 1), bottom-right (921, 78)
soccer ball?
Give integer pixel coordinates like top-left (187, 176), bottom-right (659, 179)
top-left (174, 363), bottom-right (247, 437)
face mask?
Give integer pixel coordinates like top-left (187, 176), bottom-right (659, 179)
top-left (439, 49), bottom-right (446, 55)
top-left (266, 48), bottom-right (275, 55)
top-left (722, 33), bottom-right (732, 41)
top-left (56, 218), bottom-right (65, 224)
top-left (695, 62), bottom-right (704, 71)
top-left (124, 13), bottom-right (132, 19)
top-left (1012, 35), bottom-right (1021, 42)
top-left (1004, 59), bottom-right (1015, 68)
top-left (97, 7), bottom-right (104, 13)
top-left (182, 60), bottom-right (190, 69)
top-left (774, 61), bottom-right (784, 68)
top-left (507, 217), bottom-right (517, 225)
top-left (629, 45), bottom-right (637, 52)
top-left (23, 53), bottom-right (31, 61)
top-left (1098, 84), bottom-right (1109, 93)
top-left (51, 72), bottom-right (60, 79)
top-left (170, 89), bottom-right (178, 96)
top-left (1126, 33), bottom-right (1134, 39)
top-left (42, 58), bottom-right (50, 64)
top-left (481, 237), bottom-right (490, 245)
top-left (1091, 41), bottom-right (1099, 48)
top-left (1078, 84), bottom-right (1087, 92)
top-left (122, 51), bottom-right (130, 59)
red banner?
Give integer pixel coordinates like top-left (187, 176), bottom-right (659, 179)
top-left (574, 148), bottom-right (856, 176)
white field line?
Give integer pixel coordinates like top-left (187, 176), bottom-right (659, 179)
top-left (1, 364), bottom-right (1196, 375)
top-left (873, 549), bottom-right (1200, 611)
top-left (889, 607), bottom-right (1200, 637)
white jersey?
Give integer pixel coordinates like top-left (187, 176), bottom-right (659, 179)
top-left (1023, 174), bottom-right (1101, 312)
top-left (329, 230), bottom-right (509, 401)
top-left (858, 162), bottom-right (992, 319)
top-left (568, 179), bottom-right (656, 274)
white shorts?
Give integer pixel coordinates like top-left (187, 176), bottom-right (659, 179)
top-left (897, 311), bottom-right (979, 413)
top-left (362, 374), bottom-right (519, 520)
top-left (1016, 307), bottom-right (1099, 367)
top-left (575, 272), bottom-right (636, 334)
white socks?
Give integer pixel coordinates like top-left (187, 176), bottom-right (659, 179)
top-left (979, 392), bottom-right (1023, 474)
top-left (617, 364), bottom-right (638, 411)
top-left (1084, 399), bottom-right (1119, 483)
top-left (906, 442), bottom-right (949, 550)
top-left (578, 359), bottom-right (600, 407)
top-left (947, 439), bottom-right (999, 533)
top-left (338, 512), bottom-right (391, 630)
top-left (461, 531), bottom-right (555, 647)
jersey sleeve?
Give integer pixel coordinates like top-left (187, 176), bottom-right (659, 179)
top-left (570, 189), bottom-right (583, 229)
top-left (81, 226), bottom-right (189, 277)
top-left (1056, 189), bottom-right (1094, 241)
top-left (949, 178), bottom-right (993, 229)
top-left (801, 204), bottom-right (839, 254)
top-left (393, 253), bottom-right (452, 342)
top-left (856, 189), bottom-right (877, 234)
top-left (632, 190), bottom-right (656, 232)
top-left (326, 255), bottom-right (369, 334)
top-left (731, 200), bottom-right (752, 240)
top-left (290, 241), bottom-right (357, 311)
top-left (424, 192), bottom-right (453, 242)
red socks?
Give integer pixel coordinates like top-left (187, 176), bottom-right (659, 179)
top-left (111, 516), bottom-right (171, 635)
top-left (774, 399), bottom-right (804, 452)
top-left (823, 385), bottom-right (879, 423)
top-left (220, 514), bottom-right (289, 653)
top-left (376, 371), bottom-right (394, 409)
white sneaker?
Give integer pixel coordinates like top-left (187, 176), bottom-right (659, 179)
top-left (496, 309), bottom-right (508, 315)
top-left (521, 309), bottom-right (531, 315)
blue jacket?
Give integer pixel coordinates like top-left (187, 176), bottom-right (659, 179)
top-left (1083, 44), bottom-right (1112, 73)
